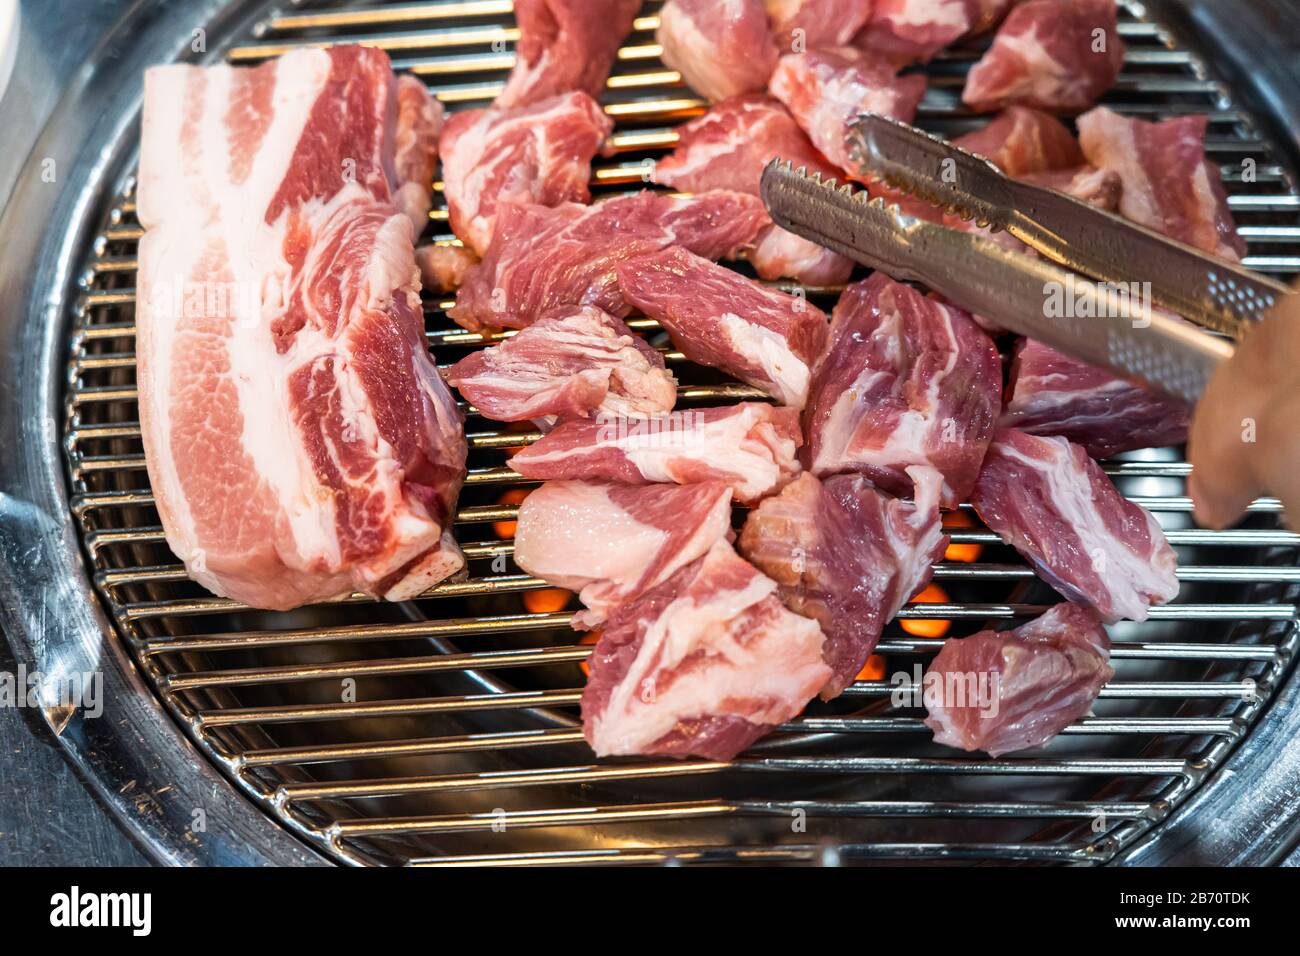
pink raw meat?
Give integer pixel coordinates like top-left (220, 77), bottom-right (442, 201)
top-left (510, 403), bottom-right (803, 504)
top-left (445, 307), bottom-right (677, 426)
top-left (616, 246), bottom-right (830, 408)
top-left (439, 91), bottom-right (612, 255)
top-left (1019, 165), bottom-right (1122, 210)
top-left (971, 429), bottom-right (1180, 622)
top-left (953, 105), bottom-right (1083, 176)
top-left (803, 273), bottom-right (1002, 508)
top-left (923, 602), bottom-right (1113, 756)
top-left (415, 243), bottom-right (477, 293)
top-left (963, 0), bottom-right (1124, 113)
top-left (1077, 107), bottom-right (1246, 261)
top-left (657, 0), bottom-right (780, 103)
top-left (450, 190), bottom-right (768, 332)
top-left (514, 479), bottom-right (735, 629)
top-left (582, 539), bottom-right (830, 759)
top-left (765, 0), bottom-right (876, 52)
top-left (136, 46), bottom-right (466, 611)
top-left (770, 46), bottom-right (927, 173)
top-left (497, 0), bottom-right (643, 108)
top-left (740, 468), bottom-right (948, 699)
top-left (1000, 338), bottom-right (1190, 458)
top-left (393, 75), bottom-right (446, 233)
top-left (654, 94), bottom-right (853, 284)
top-left (855, 0), bottom-right (1009, 66)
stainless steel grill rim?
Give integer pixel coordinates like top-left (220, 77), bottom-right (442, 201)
top-left (50, 0), bottom-right (1300, 865)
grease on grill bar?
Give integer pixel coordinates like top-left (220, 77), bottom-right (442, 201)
top-left (63, 0), bottom-right (1300, 866)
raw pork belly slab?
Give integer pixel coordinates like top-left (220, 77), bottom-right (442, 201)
top-left (1077, 107), bottom-right (1246, 261)
top-left (740, 468), bottom-right (948, 699)
top-left (770, 47), bottom-right (927, 173)
top-left (445, 307), bottom-right (677, 426)
top-left (450, 190), bottom-right (768, 332)
top-left (952, 106), bottom-right (1084, 177)
top-left (854, 0), bottom-right (1010, 66)
top-left (923, 602), bottom-right (1113, 757)
top-left (514, 479), bottom-right (734, 629)
top-left (654, 94), bottom-right (853, 284)
top-left (617, 246), bottom-right (830, 408)
top-left (657, 0), bottom-right (780, 103)
top-left (803, 274), bottom-right (1001, 507)
top-left (971, 429), bottom-right (1179, 622)
top-left (1000, 338), bottom-right (1190, 458)
top-left (496, 0), bottom-right (643, 108)
top-left (582, 539), bottom-right (830, 759)
top-left (765, 0), bottom-right (876, 51)
top-left (962, 0), bottom-right (1124, 113)
top-left (136, 46), bottom-right (467, 611)
top-left (438, 91), bottom-right (612, 256)
top-left (509, 403), bottom-right (803, 504)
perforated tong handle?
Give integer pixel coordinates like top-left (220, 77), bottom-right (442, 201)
top-left (843, 113), bottom-right (1292, 341)
top-left (759, 160), bottom-right (1235, 405)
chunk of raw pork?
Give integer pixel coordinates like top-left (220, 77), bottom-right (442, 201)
top-left (653, 94), bottom-right (853, 284)
top-left (394, 75), bottom-right (446, 232)
top-left (514, 480), bottom-right (735, 629)
top-left (616, 246), bottom-right (830, 408)
top-left (415, 243), bottom-right (477, 293)
top-left (971, 429), bottom-right (1179, 622)
top-left (1000, 338), bottom-right (1190, 458)
top-left (923, 602), bottom-right (1113, 756)
top-left (953, 106), bottom-right (1083, 176)
top-left (854, 0), bottom-right (1013, 66)
top-left (1019, 165), bottom-right (1121, 210)
top-left (439, 91), bottom-right (612, 255)
top-left (497, 0), bottom-right (643, 108)
top-left (582, 539), bottom-right (830, 759)
top-left (509, 403), bottom-right (803, 504)
top-left (445, 307), bottom-right (677, 426)
top-left (136, 46), bottom-right (466, 611)
top-left (1077, 107), bottom-right (1246, 261)
top-left (739, 468), bottom-right (948, 699)
top-left (770, 47), bottom-right (927, 173)
top-left (657, 0), bottom-right (780, 103)
top-left (450, 190), bottom-right (768, 332)
top-left (765, 0), bottom-right (876, 52)
top-left (802, 274), bottom-right (1001, 508)
top-left (962, 0), bottom-right (1124, 113)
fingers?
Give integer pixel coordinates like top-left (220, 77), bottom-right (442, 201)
top-left (1188, 283), bottom-right (1300, 528)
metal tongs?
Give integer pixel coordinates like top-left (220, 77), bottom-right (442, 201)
top-left (759, 113), bottom-right (1295, 405)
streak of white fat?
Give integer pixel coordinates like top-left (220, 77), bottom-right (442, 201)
top-left (595, 560), bottom-right (804, 754)
top-left (618, 408), bottom-right (785, 499)
top-left (1189, 156), bottom-right (1241, 261)
top-left (1081, 112), bottom-right (1158, 229)
top-left (512, 483), bottom-right (670, 592)
top-left (718, 311), bottom-right (809, 406)
top-left (889, 0), bottom-right (970, 31)
top-left (989, 26), bottom-right (1089, 105)
top-left (996, 438), bottom-right (1174, 619)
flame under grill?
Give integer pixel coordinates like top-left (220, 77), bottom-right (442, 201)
top-left (64, 0), bottom-right (1300, 865)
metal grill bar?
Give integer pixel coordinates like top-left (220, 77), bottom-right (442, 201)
top-left (61, 0), bottom-right (1300, 867)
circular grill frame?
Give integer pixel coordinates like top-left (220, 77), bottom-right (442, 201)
top-left (3, 0), bottom-right (1300, 866)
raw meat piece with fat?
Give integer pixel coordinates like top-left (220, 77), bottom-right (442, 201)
top-left (657, 0), bottom-right (780, 103)
top-left (415, 243), bottom-right (477, 293)
top-left (438, 91), bottom-right (612, 256)
top-left (923, 602), bottom-right (1113, 756)
top-left (765, 0), bottom-right (876, 52)
top-left (497, 0), bottom-right (643, 108)
top-left (739, 468), bottom-right (948, 699)
top-left (855, 0), bottom-right (1013, 66)
top-left (514, 479), bottom-right (735, 629)
top-left (953, 106), bottom-right (1083, 176)
top-left (802, 274), bottom-right (1002, 508)
top-left (582, 539), bottom-right (831, 759)
top-left (770, 47), bottom-right (927, 173)
top-left (654, 94), bottom-right (853, 284)
top-left (509, 403), bottom-right (803, 504)
top-left (616, 246), bottom-right (830, 408)
top-left (445, 307), bottom-right (676, 426)
top-left (394, 74), bottom-right (445, 232)
top-left (450, 190), bottom-right (768, 332)
top-left (1077, 107), bottom-right (1246, 261)
top-left (1019, 165), bottom-right (1121, 210)
top-left (971, 429), bottom-right (1179, 622)
top-left (1000, 338), bottom-right (1190, 458)
top-left (963, 0), bottom-right (1124, 113)
top-left (136, 46), bottom-right (466, 611)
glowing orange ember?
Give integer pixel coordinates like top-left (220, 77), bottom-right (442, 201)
top-left (900, 583), bottom-right (952, 639)
top-left (855, 654), bottom-right (886, 682)
top-left (523, 587), bottom-right (572, 614)
top-left (578, 629), bottom-right (602, 678)
top-left (942, 511), bottom-right (983, 564)
top-left (493, 487), bottom-right (530, 538)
